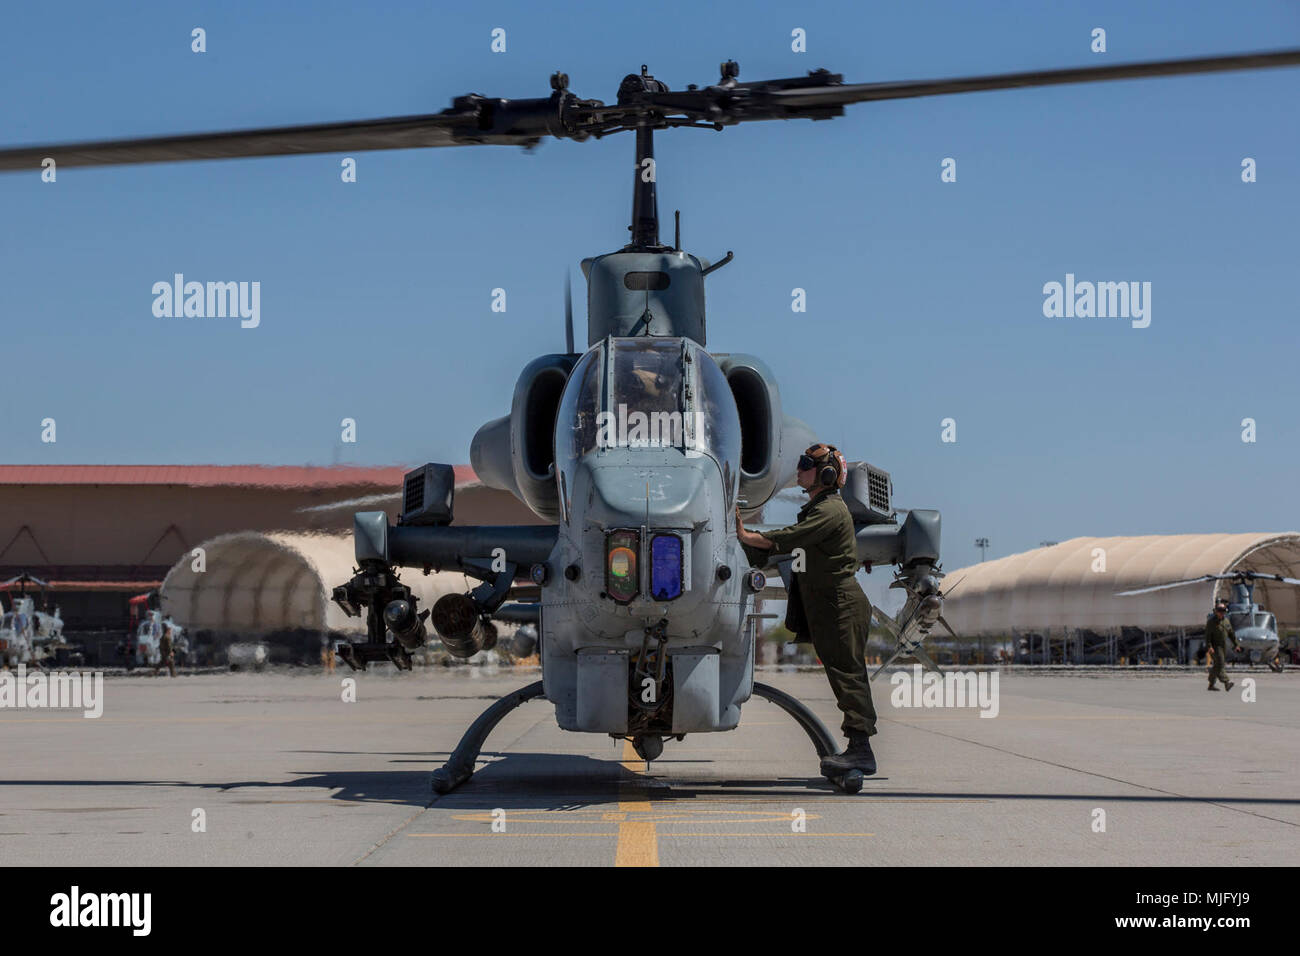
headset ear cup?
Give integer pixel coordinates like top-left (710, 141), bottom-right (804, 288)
top-left (820, 465), bottom-right (836, 487)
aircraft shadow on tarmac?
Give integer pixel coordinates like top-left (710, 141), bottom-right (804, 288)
top-left (7, 754), bottom-right (1299, 812)
top-left (274, 749), bottom-right (870, 807)
top-left (0, 752), bottom-right (874, 810)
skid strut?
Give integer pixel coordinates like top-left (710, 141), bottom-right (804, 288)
top-left (751, 682), bottom-right (838, 757)
top-left (431, 680), bottom-right (546, 794)
top-left (430, 680), bottom-right (860, 795)
top-left (751, 682), bottom-right (863, 793)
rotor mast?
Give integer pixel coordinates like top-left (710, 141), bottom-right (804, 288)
top-left (630, 121), bottom-right (659, 249)
top-left (620, 66), bottom-right (671, 252)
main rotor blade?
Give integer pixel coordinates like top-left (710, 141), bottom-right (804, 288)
top-left (0, 109), bottom-right (499, 171)
top-left (767, 49), bottom-right (1300, 109)
top-left (4, 49), bottom-right (1294, 174)
top-left (1115, 575), bottom-right (1223, 596)
top-left (1, 573), bottom-right (50, 588)
top-left (1245, 572), bottom-right (1300, 588)
top-left (295, 492), bottom-right (402, 514)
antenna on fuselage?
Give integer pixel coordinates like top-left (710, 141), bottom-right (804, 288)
top-left (640, 284), bottom-right (653, 335)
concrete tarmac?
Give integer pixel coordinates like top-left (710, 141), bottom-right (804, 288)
top-left (1, 667), bottom-right (1296, 866)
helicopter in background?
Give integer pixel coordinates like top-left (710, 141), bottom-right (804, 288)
top-left (1117, 570), bottom-right (1300, 672)
top-left (3, 47), bottom-right (1297, 793)
top-left (124, 591), bottom-right (189, 669)
top-left (0, 573), bottom-right (64, 667)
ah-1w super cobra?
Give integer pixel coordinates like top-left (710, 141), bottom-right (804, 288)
top-left (3, 47), bottom-right (1296, 793)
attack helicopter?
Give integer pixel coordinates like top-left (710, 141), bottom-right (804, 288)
top-left (1117, 570), bottom-right (1299, 672)
top-left (3, 47), bottom-right (1297, 793)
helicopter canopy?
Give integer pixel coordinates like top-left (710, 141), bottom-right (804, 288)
top-left (555, 338), bottom-right (740, 511)
top-left (1231, 610), bottom-right (1276, 634)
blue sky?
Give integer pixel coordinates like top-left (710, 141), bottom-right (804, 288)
top-left (1, 0), bottom-right (1297, 571)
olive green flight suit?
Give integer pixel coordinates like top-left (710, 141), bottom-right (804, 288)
top-left (158, 628), bottom-right (176, 678)
top-left (1205, 612), bottom-right (1238, 688)
top-left (762, 489), bottom-right (877, 736)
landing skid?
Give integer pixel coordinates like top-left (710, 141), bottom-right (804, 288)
top-left (431, 680), bottom-right (546, 794)
top-left (428, 679), bottom-right (864, 795)
top-left (751, 682), bottom-right (864, 794)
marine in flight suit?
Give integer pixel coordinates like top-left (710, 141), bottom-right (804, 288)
top-left (1205, 599), bottom-right (1242, 691)
top-left (157, 622), bottom-right (176, 678)
top-left (736, 443), bottom-right (878, 774)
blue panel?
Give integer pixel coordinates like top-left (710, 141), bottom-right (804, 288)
top-left (651, 534), bottom-right (683, 601)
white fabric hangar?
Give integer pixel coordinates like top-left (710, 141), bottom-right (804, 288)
top-left (160, 531), bottom-right (470, 634)
top-left (941, 533), bottom-right (1300, 637)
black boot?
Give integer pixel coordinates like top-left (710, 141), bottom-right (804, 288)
top-left (821, 731), bottom-right (877, 775)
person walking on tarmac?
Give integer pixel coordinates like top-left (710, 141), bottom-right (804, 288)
top-left (156, 618), bottom-right (177, 678)
top-left (1206, 598), bottom-right (1242, 692)
top-left (735, 443), bottom-right (878, 775)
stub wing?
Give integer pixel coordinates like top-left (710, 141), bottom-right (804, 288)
top-left (329, 463), bottom-right (559, 671)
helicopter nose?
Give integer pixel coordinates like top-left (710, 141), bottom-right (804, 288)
top-left (584, 454), bottom-right (716, 528)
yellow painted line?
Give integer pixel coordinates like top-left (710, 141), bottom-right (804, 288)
top-left (406, 831), bottom-right (873, 838)
top-left (615, 739), bottom-right (658, 867)
top-left (663, 832), bottom-right (876, 837)
top-left (408, 832), bottom-right (618, 837)
top-left (451, 808), bottom-right (819, 824)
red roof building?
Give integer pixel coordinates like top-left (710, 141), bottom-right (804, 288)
top-left (0, 463), bottom-right (535, 631)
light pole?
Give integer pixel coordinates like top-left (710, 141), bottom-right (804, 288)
top-left (975, 537), bottom-right (989, 562)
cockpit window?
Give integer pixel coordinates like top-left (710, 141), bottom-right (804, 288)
top-left (1229, 611), bottom-right (1275, 631)
top-left (554, 338), bottom-right (741, 510)
top-left (555, 347), bottom-right (603, 464)
top-left (694, 349), bottom-right (740, 506)
top-left (611, 339), bottom-right (684, 437)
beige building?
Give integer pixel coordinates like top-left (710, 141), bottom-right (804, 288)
top-left (941, 533), bottom-right (1300, 662)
